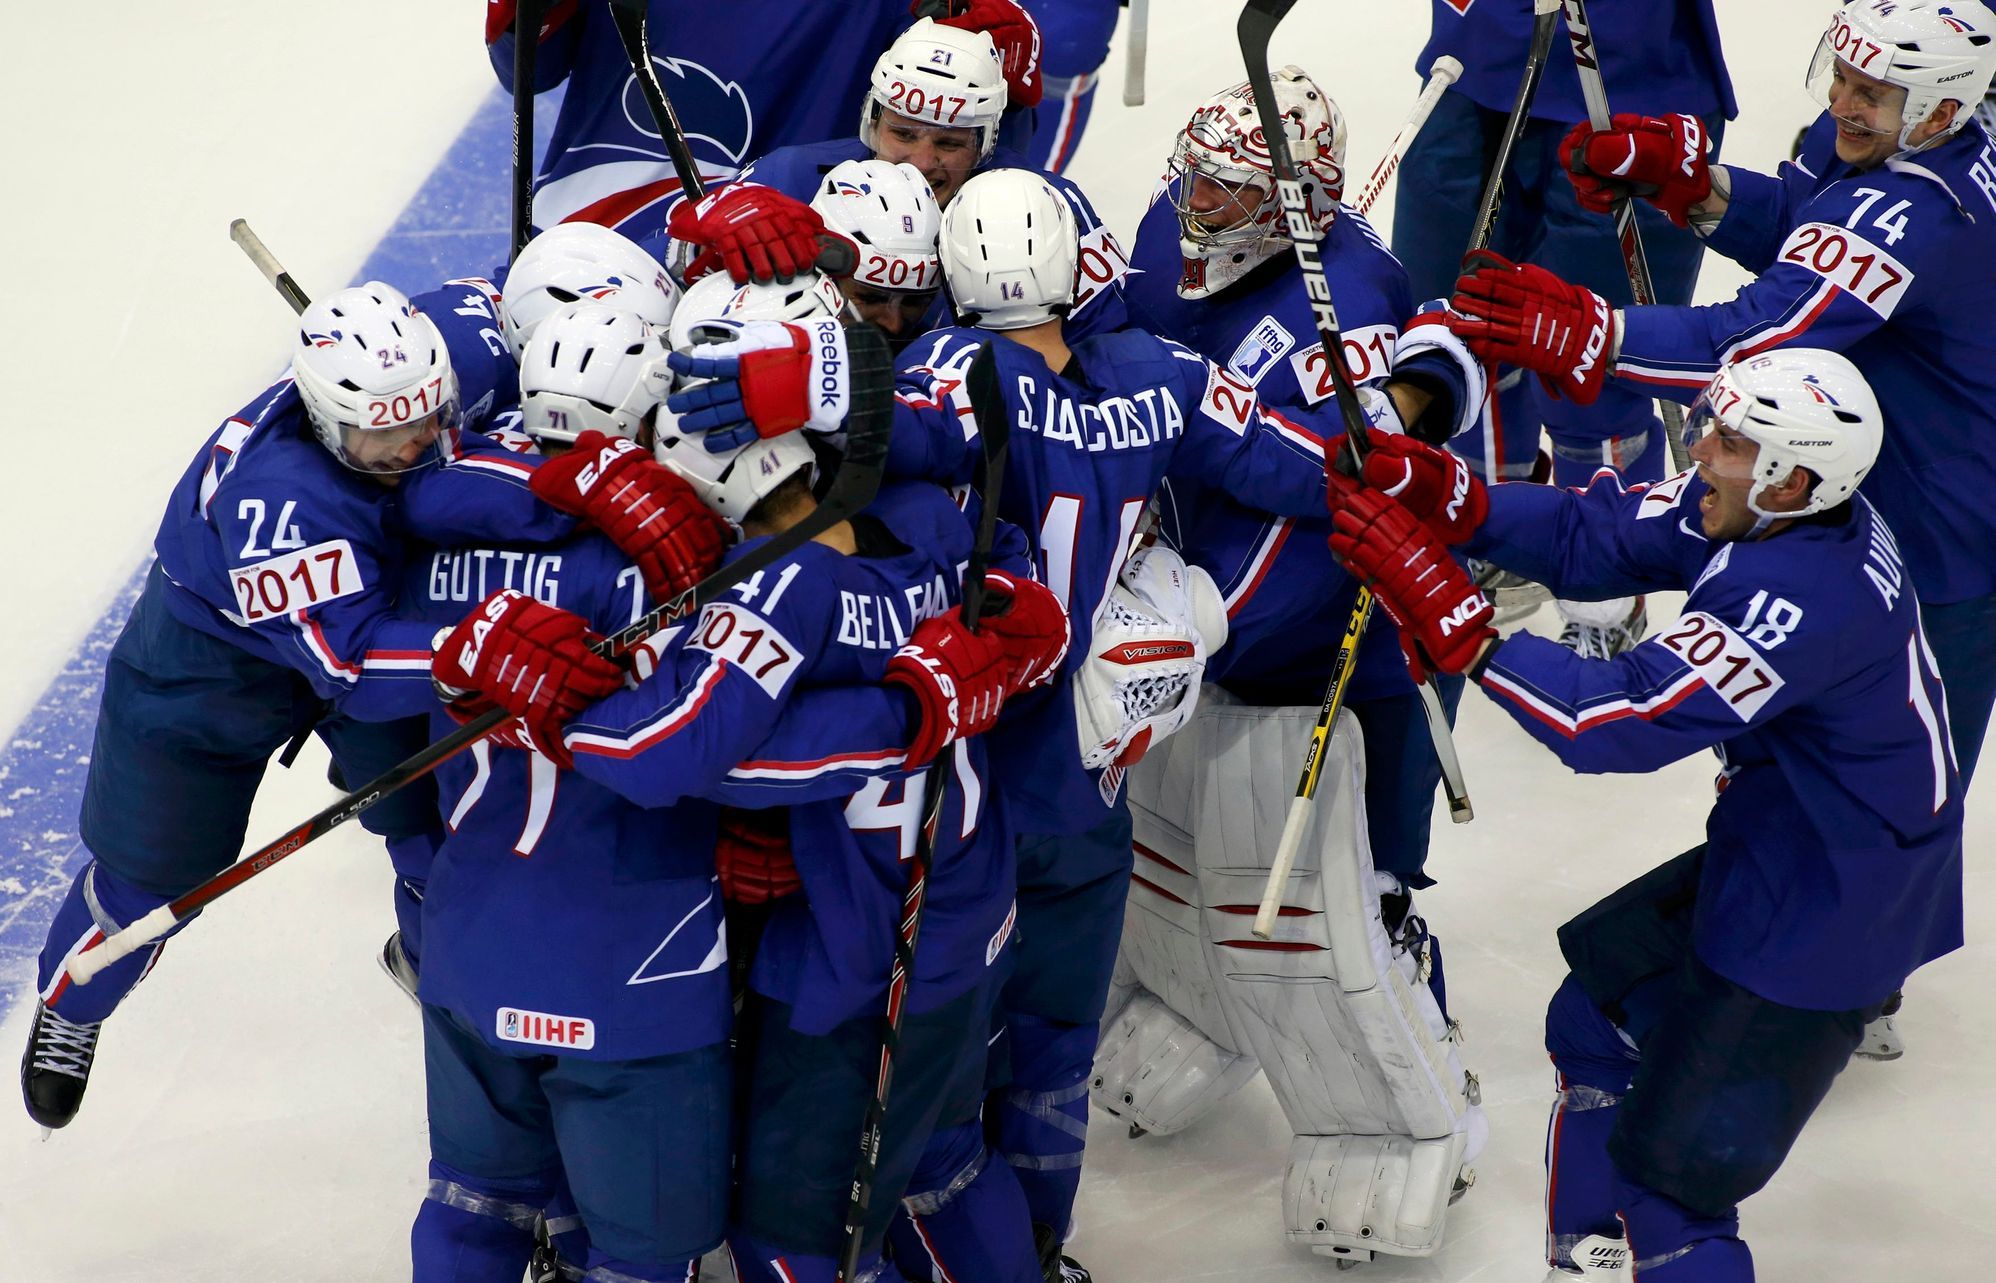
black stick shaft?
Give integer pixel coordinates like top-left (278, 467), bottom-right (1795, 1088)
top-left (512, 0), bottom-right (542, 261)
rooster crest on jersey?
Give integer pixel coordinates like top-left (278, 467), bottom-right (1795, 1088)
top-left (620, 55), bottom-right (755, 165)
top-left (1170, 65), bottom-right (1347, 300)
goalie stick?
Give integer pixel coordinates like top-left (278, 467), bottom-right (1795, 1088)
top-left (69, 246), bottom-right (900, 982)
top-left (835, 340), bottom-right (1009, 1283)
top-left (1557, 0), bottom-right (1692, 472)
top-left (1236, 0), bottom-right (1472, 941)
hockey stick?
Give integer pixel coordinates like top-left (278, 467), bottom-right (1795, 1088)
top-left (604, 0), bottom-right (858, 280)
top-left (1467, 0), bottom-right (1562, 257)
top-left (1123, 0), bottom-right (1150, 107)
top-left (1557, 0), bottom-right (1691, 472)
top-left (1238, 0), bottom-right (1471, 940)
top-left (229, 220), bottom-right (310, 316)
top-left (1350, 57), bottom-right (1463, 219)
top-left (835, 340), bottom-right (1009, 1283)
top-left (512, 0), bottom-right (543, 261)
top-left (69, 326), bottom-right (901, 985)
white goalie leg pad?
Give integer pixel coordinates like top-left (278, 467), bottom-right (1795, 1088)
top-left (1091, 988), bottom-right (1261, 1136)
top-left (1191, 695), bottom-right (1479, 1259)
top-left (1104, 696), bottom-right (1263, 1137)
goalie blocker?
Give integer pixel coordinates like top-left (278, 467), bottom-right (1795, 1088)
top-left (1098, 692), bottom-right (1484, 1266)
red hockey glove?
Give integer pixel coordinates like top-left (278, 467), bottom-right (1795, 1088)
top-left (972, 569), bottom-right (1070, 691)
top-left (715, 806), bottom-right (801, 904)
top-left (1325, 482), bottom-right (1495, 680)
top-left (433, 590), bottom-right (625, 768)
top-left (485, 0), bottom-right (579, 48)
top-left (1337, 429), bottom-right (1488, 545)
top-left (885, 610), bottom-right (1013, 770)
top-left (529, 432), bottom-right (730, 602)
top-left (914, 0), bottom-right (1044, 109)
top-left (1448, 253), bottom-right (1617, 406)
top-left (668, 183), bottom-right (828, 285)
top-left (1559, 113), bottom-right (1713, 228)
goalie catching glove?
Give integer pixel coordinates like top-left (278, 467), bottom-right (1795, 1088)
top-left (885, 569), bottom-right (1069, 769)
top-left (528, 431), bottom-right (731, 602)
top-left (1075, 545), bottom-right (1229, 770)
top-left (432, 590), bottom-right (626, 770)
top-left (666, 319), bottom-right (852, 453)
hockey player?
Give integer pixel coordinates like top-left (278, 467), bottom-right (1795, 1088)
top-left (1124, 64), bottom-right (1481, 906)
top-left (811, 158), bottom-right (947, 348)
top-left (707, 18), bottom-right (1132, 343)
top-left (20, 284), bottom-right (726, 1133)
top-left (485, 0), bottom-right (1041, 233)
top-left (1396, 0), bottom-right (1736, 656)
top-left (1324, 348), bottom-right (1962, 1280)
top-left (406, 302), bottom-right (983, 1281)
top-left (668, 167), bottom-right (1360, 1277)
top-left (1450, 0), bottom-right (1996, 787)
top-left (520, 352), bottom-right (1071, 1283)
top-left (1092, 67), bottom-right (1489, 1264)
top-left (497, 219), bottom-right (683, 360)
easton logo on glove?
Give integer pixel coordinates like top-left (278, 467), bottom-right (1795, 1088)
top-left (567, 436), bottom-right (646, 497)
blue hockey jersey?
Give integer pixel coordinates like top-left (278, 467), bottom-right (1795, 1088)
top-left (1127, 192), bottom-right (1420, 701)
top-left (891, 326), bottom-right (1332, 831)
top-left (151, 370), bottom-right (572, 724)
top-left (405, 532), bottom-right (735, 1060)
top-left (491, 2), bottom-right (913, 234)
top-left (1419, 0), bottom-right (1735, 126)
top-left (1465, 471), bottom-right (1963, 1010)
top-left (565, 482), bottom-right (1025, 1036)
top-left (1612, 115), bottom-right (1996, 606)
top-left (740, 139), bottom-right (1132, 343)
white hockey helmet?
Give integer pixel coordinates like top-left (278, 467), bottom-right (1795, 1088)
top-left (517, 302), bottom-right (674, 446)
top-left (666, 268), bottom-right (846, 350)
top-left (293, 282), bottom-right (459, 475)
top-left (859, 18), bottom-right (1009, 164)
top-left (654, 309), bottom-right (826, 524)
top-left (1808, 0), bottom-right (1996, 150)
top-left (501, 222), bottom-right (681, 358)
top-left (939, 168), bottom-right (1078, 330)
top-left (1168, 66), bottom-right (1347, 299)
top-left (1686, 347), bottom-right (1883, 524)
top-left (812, 159), bottom-right (945, 296)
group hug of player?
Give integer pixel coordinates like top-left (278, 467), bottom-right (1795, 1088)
top-left (19, 0), bottom-right (1994, 1279)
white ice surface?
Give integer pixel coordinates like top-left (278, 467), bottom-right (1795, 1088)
top-left (1, 2), bottom-right (1989, 1280)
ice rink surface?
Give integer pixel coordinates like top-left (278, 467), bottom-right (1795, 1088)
top-left (0, 3), bottom-right (1988, 1279)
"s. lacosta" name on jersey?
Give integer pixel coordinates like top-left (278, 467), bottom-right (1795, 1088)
top-left (1012, 375), bottom-right (1185, 454)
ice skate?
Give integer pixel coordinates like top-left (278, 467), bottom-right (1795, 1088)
top-left (1035, 1223), bottom-right (1093, 1283)
top-left (1545, 1233), bottom-right (1630, 1279)
top-left (378, 930), bottom-right (419, 1005)
top-left (21, 1002), bottom-right (102, 1132)
top-left (1855, 991), bottom-right (1905, 1061)
top-left (1555, 597), bottom-right (1647, 660)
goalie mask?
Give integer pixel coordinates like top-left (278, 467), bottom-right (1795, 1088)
top-left (1075, 544), bottom-right (1230, 771)
top-left (293, 282), bottom-right (459, 476)
top-left (1169, 65), bottom-right (1346, 300)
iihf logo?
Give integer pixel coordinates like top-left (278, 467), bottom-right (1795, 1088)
top-left (503, 1011), bottom-right (519, 1038)
top-left (622, 56), bottom-right (755, 165)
